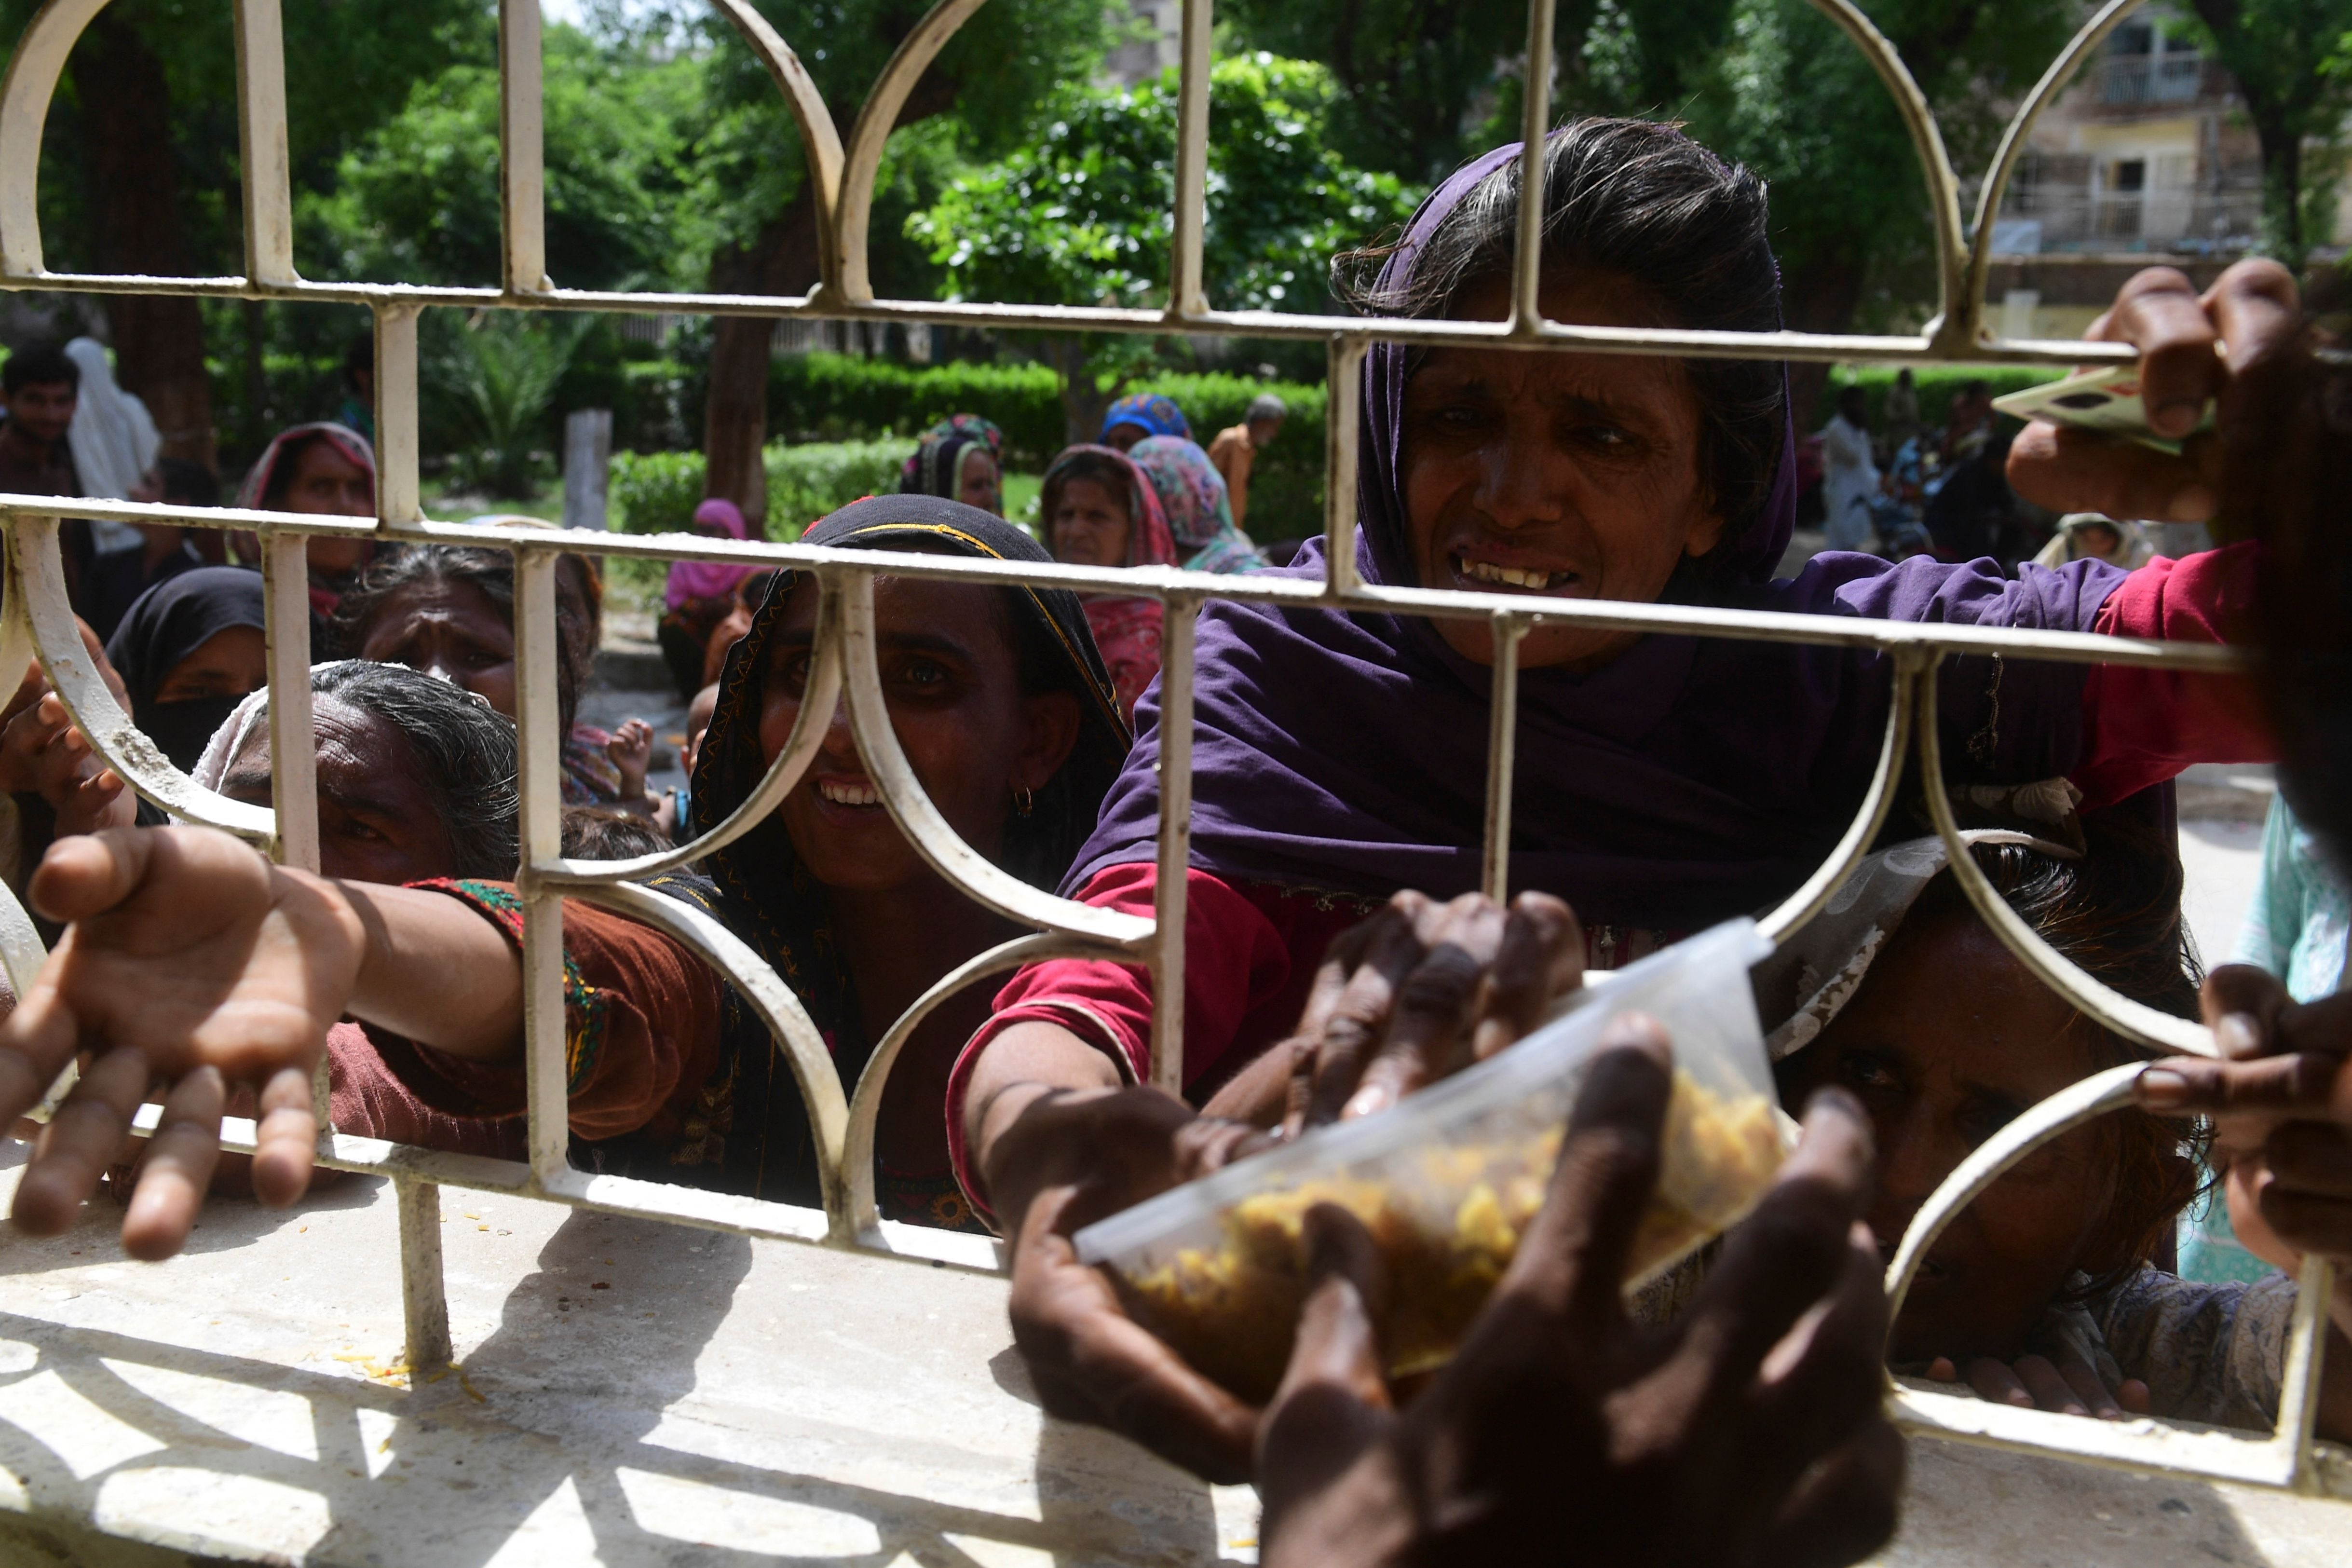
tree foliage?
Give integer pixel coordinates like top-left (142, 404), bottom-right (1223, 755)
top-left (2186, 0), bottom-right (2352, 265)
top-left (303, 24), bottom-right (708, 291)
top-left (910, 54), bottom-right (1417, 436)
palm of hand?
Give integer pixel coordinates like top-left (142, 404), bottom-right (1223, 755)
top-left (2, 829), bottom-right (365, 1255)
top-left (43, 853), bottom-right (353, 1082)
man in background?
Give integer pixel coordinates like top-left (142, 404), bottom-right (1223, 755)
top-left (1206, 392), bottom-right (1285, 529)
top-left (0, 343), bottom-right (81, 500)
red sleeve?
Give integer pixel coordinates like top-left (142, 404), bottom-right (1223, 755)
top-left (942, 864), bottom-right (1366, 1222)
top-left (325, 881), bottom-right (725, 1152)
top-left (2073, 542), bottom-right (2275, 811)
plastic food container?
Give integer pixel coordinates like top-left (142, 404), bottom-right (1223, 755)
top-left (1073, 918), bottom-right (1784, 1402)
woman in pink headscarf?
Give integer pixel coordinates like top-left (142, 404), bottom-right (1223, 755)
top-left (232, 422), bottom-right (378, 616)
top-left (657, 497), bottom-right (758, 700)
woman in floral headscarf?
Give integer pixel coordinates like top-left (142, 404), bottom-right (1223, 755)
top-left (1100, 393), bottom-right (1189, 452)
top-left (899, 414), bottom-right (1006, 515)
top-left (1128, 434), bottom-right (1268, 574)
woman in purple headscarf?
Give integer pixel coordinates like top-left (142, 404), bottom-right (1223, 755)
top-left (945, 118), bottom-right (2284, 1480)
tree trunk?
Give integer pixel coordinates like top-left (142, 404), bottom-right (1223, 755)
top-left (1049, 338), bottom-right (1116, 447)
top-left (701, 188), bottom-right (824, 530)
top-left (2252, 110), bottom-right (2306, 266)
top-left (72, 15), bottom-right (215, 468)
top-left (1778, 254), bottom-right (1867, 437)
top-left (699, 55), bottom-right (963, 527)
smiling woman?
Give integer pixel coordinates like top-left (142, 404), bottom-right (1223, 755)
top-left (956, 120), bottom-right (2295, 1475)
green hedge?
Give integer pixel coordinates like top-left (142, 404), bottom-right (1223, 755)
top-left (611, 437), bottom-right (915, 540)
top-left (766, 354), bottom-right (1330, 542)
top-left (771, 357), bottom-right (1065, 463)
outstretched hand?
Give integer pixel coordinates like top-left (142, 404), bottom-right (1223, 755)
top-left (1203, 889), bottom-right (1584, 1133)
top-left (2134, 963), bottom-right (2352, 1443)
top-left (0, 827), bottom-right (367, 1257)
top-left (2006, 259), bottom-right (2302, 525)
top-left (995, 1086), bottom-right (1273, 1483)
top-left (1257, 1020), bottom-right (1901, 1568)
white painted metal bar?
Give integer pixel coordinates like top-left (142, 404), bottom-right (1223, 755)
top-left (1918, 659), bottom-right (2218, 1057)
top-left (0, 495), bottom-right (2241, 673)
top-left (1510, 0), bottom-right (1556, 334)
top-left (232, 0), bottom-right (298, 286)
top-left (1151, 594), bottom-right (1199, 1095)
top-left (835, 0), bottom-right (988, 302)
top-left (1806, 0), bottom-right (1970, 351)
top-left (0, 0), bottom-right (108, 277)
top-left (258, 534), bottom-right (319, 873)
top-left (1481, 615), bottom-right (1527, 902)
top-left (396, 1179), bottom-right (453, 1372)
top-left (498, 0), bottom-right (549, 294)
top-left (5, 516), bottom-right (274, 838)
top-left (1756, 648), bottom-right (1924, 945)
top-left (512, 549), bottom-right (571, 1186)
top-left (843, 930), bottom-right (1119, 1239)
top-left (0, 0), bottom-right (2339, 1504)
top-left (565, 878), bottom-right (854, 1239)
top-left (1323, 334), bottom-right (1366, 595)
top-left (1169, 0), bottom-right (1215, 319)
top-left (1963, 0), bottom-right (2145, 343)
top-left (538, 579), bottom-right (842, 886)
top-left (707, 0), bottom-right (846, 288)
top-left (373, 304), bottom-right (422, 524)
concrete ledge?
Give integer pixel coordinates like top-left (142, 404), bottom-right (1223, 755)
top-left (0, 1147), bottom-right (2345, 1565)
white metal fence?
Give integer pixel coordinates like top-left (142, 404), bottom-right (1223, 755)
top-left (0, 0), bottom-right (2342, 1506)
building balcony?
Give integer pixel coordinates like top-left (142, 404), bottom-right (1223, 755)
top-left (2099, 53), bottom-right (2211, 107)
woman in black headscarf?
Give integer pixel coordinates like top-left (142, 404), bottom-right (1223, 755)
top-left (103, 566), bottom-right (270, 772)
top-left (663, 494), bottom-right (1128, 1223)
top-left (30, 497), bottom-right (1129, 1231)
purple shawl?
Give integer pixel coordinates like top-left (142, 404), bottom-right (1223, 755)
top-left (1067, 136), bottom-right (2128, 929)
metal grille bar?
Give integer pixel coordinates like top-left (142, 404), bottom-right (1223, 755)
top-left (0, 0), bottom-right (2338, 1501)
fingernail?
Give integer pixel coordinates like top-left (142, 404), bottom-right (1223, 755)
top-left (2154, 398), bottom-right (2202, 436)
top-left (2137, 1066), bottom-right (2192, 1109)
top-left (1343, 1085), bottom-right (1390, 1119)
top-left (2217, 1012), bottom-right (2264, 1060)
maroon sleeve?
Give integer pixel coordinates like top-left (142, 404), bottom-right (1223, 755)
top-left (942, 864), bottom-right (1367, 1221)
top-left (324, 880), bottom-right (725, 1151)
top-left (2074, 542), bottom-right (2276, 811)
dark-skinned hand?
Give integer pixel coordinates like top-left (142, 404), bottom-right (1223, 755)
top-left (2134, 963), bottom-right (2352, 1443)
top-left (1256, 1018), bottom-right (1902, 1568)
top-left (995, 888), bottom-right (1584, 1482)
top-left (0, 827), bottom-right (359, 1258)
top-left (2006, 258), bottom-right (2302, 527)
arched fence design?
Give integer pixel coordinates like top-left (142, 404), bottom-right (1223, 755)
top-left (0, 0), bottom-right (2341, 1503)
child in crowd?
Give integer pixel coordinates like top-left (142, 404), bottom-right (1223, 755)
top-left (1760, 826), bottom-right (2348, 1438)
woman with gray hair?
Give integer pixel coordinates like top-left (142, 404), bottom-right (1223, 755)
top-left (198, 659), bottom-right (519, 884)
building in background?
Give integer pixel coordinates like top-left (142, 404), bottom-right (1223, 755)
top-left (1984, 3), bottom-right (2342, 340)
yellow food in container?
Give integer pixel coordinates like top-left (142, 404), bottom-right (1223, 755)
top-left (1076, 920), bottom-right (1784, 1404)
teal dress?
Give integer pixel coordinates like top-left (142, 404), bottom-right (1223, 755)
top-left (2177, 794), bottom-right (2348, 1283)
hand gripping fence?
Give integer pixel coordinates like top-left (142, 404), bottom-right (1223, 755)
top-left (0, 0), bottom-right (2342, 1502)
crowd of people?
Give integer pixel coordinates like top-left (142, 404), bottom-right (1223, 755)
top-left (1, 116), bottom-right (2350, 1564)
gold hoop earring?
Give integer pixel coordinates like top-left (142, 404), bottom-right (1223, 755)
top-left (1015, 787), bottom-right (1035, 818)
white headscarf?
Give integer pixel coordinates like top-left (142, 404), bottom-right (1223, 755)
top-left (1753, 831), bottom-right (2079, 1061)
top-left (63, 337), bottom-right (159, 502)
top-left (189, 660), bottom-right (374, 790)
